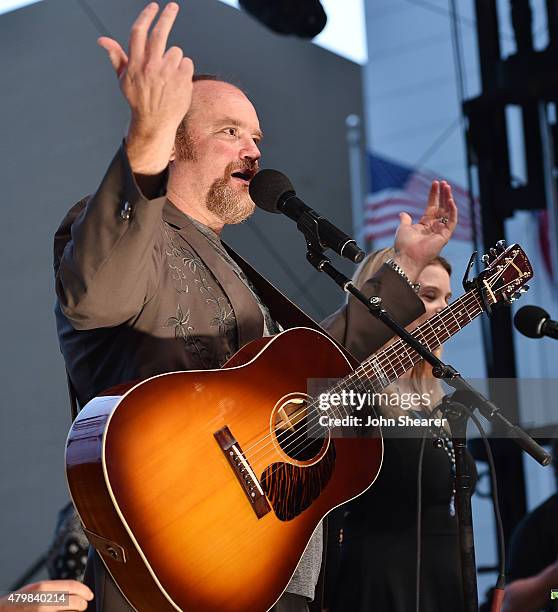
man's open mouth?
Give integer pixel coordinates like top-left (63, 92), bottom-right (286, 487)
top-left (231, 170), bottom-right (255, 184)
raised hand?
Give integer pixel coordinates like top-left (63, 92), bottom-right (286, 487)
top-left (393, 180), bottom-right (457, 280)
top-left (97, 3), bottom-right (194, 175)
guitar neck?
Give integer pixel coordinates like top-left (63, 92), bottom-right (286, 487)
top-left (346, 288), bottom-right (485, 395)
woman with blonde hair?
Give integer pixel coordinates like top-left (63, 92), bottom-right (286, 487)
top-left (352, 246), bottom-right (452, 412)
top-left (323, 246), bottom-right (475, 612)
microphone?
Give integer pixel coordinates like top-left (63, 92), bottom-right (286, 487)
top-left (514, 305), bottom-right (558, 340)
top-left (249, 169), bottom-right (365, 263)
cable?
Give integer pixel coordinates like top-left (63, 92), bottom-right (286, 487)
top-left (403, 0), bottom-right (516, 42)
top-left (77, 0), bottom-right (113, 37)
top-left (415, 429), bottom-right (428, 612)
top-left (368, 75), bottom-right (454, 103)
top-left (371, 32), bottom-right (451, 61)
top-left (405, 0), bottom-right (476, 28)
top-left (414, 117), bottom-right (461, 170)
top-left (412, 396), bottom-right (507, 611)
top-left (465, 407), bottom-right (507, 608)
top-left (437, 397), bottom-right (507, 611)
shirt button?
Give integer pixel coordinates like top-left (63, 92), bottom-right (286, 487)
top-left (120, 202), bottom-right (132, 220)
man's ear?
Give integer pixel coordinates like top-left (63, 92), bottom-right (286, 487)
top-left (169, 146), bottom-right (176, 163)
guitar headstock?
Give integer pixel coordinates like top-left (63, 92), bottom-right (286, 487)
top-left (476, 241), bottom-right (533, 306)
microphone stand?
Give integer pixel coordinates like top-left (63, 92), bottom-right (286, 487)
top-left (303, 240), bottom-right (551, 611)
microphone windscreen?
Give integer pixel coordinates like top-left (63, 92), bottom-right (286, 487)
top-left (249, 169), bottom-right (295, 213)
top-left (514, 305), bottom-right (549, 338)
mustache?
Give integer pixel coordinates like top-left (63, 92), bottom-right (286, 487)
top-left (226, 159), bottom-right (259, 178)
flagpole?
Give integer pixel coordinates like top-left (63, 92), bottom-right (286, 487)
top-left (346, 114), bottom-right (368, 251)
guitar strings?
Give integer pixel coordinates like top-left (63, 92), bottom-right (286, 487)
top-left (277, 267), bottom-right (529, 460)
top-left (282, 296), bottom-right (488, 460)
top-left (242, 258), bottom-right (524, 469)
top-left (251, 293), bottom-right (485, 465)
top-left (246, 259), bottom-right (526, 478)
top-left (271, 268), bottom-right (525, 459)
top-left (241, 289), bottom-right (483, 464)
top-left (242, 303), bottom-right (488, 494)
top-left (241, 290), bottom-right (484, 467)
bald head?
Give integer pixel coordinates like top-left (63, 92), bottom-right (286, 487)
top-left (190, 80), bottom-right (255, 117)
top-left (175, 79), bottom-right (260, 161)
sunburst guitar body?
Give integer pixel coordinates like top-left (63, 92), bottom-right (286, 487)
top-left (66, 327), bottom-right (382, 612)
top-left (66, 242), bottom-right (535, 611)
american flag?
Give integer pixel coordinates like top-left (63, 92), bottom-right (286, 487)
top-left (364, 152), bottom-right (478, 243)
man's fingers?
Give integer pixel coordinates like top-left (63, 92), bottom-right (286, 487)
top-left (437, 181), bottom-right (456, 212)
top-left (147, 2), bottom-right (180, 59)
top-left (11, 581), bottom-right (93, 612)
top-left (19, 580), bottom-right (93, 599)
top-left (64, 593), bottom-right (90, 611)
top-left (163, 46), bottom-right (184, 70)
top-left (128, 2), bottom-right (160, 66)
top-left (179, 56), bottom-right (195, 76)
top-left (446, 194), bottom-right (458, 227)
top-left (438, 182), bottom-right (458, 226)
top-left (97, 37), bottom-right (128, 76)
top-left (424, 180), bottom-right (440, 215)
top-left (54, 580), bottom-right (93, 600)
top-left (398, 212), bottom-right (413, 227)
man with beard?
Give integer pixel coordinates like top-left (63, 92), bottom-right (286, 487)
top-left (53, 3), bottom-right (457, 611)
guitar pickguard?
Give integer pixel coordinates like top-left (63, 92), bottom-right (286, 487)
top-left (260, 443), bottom-right (336, 521)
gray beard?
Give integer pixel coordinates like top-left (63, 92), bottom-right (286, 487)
top-left (206, 177), bottom-right (255, 225)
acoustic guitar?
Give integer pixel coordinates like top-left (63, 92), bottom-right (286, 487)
top-left (66, 243), bottom-right (532, 611)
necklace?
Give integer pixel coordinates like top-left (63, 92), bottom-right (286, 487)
top-left (410, 409), bottom-right (457, 517)
top-left (433, 426), bottom-right (457, 517)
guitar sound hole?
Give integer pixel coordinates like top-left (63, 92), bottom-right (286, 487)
top-left (273, 396), bottom-right (324, 461)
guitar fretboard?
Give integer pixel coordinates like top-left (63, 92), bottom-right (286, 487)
top-left (323, 288), bottom-right (485, 419)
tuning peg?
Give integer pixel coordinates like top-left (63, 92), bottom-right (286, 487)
top-left (512, 289), bottom-right (530, 300)
top-left (496, 239), bottom-right (507, 251)
top-left (490, 248), bottom-right (498, 258)
top-left (481, 254), bottom-right (491, 266)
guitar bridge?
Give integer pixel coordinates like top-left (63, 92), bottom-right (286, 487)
top-left (214, 426), bottom-right (271, 519)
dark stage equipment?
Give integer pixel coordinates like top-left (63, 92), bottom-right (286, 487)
top-left (462, 0), bottom-right (558, 563)
top-left (239, 0), bottom-right (327, 38)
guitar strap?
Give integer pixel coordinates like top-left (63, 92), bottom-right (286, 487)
top-left (66, 370), bottom-right (80, 421)
top-left (223, 243), bottom-right (325, 333)
top-left (223, 242), bottom-right (358, 366)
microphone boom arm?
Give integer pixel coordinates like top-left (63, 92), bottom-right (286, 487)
top-left (282, 194), bottom-right (365, 264)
